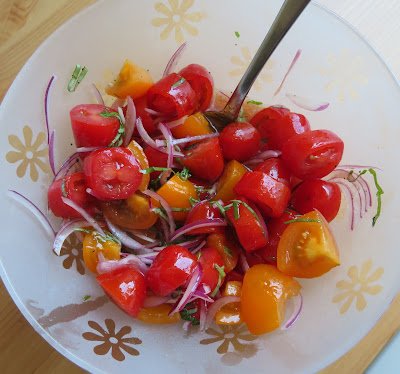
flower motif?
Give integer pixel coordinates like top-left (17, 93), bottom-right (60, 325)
top-left (6, 126), bottom-right (51, 182)
top-left (57, 234), bottom-right (85, 275)
top-left (230, 47), bottom-right (274, 91)
top-left (82, 319), bottom-right (142, 361)
top-left (151, 0), bottom-right (203, 43)
top-left (332, 259), bottom-right (384, 314)
top-left (319, 49), bottom-right (368, 103)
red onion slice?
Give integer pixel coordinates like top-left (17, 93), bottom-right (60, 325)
top-left (144, 108), bottom-right (163, 117)
top-left (158, 122), bottom-right (174, 184)
top-left (111, 98), bottom-right (126, 110)
top-left (76, 146), bottom-right (101, 153)
top-left (123, 96), bottom-right (137, 146)
top-left (52, 152), bottom-right (80, 182)
top-left (244, 150), bottom-right (281, 167)
top-left (44, 75), bottom-right (56, 144)
top-left (163, 42), bottom-right (187, 77)
top-left (274, 49), bottom-right (302, 96)
top-left (282, 292), bottom-right (303, 329)
top-left (204, 296), bottom-right (241, 330)
top-left (90, 83), bottom-right (105, 105)
top-left (96, 253), bottom-right (148, 275)
top-left (143, 295), bottom-right (172, 308)
top-left (191, 240), bottom-right (206, 255)
top-left (48, 130), bottom-right (56, 175)
top-left (239, 252), bottom-right (250, 273)
top-left (53, 219), bottom-right (92, 255)
top-left (249, 201), bottom-right (268, 242)
top-left (285, 93), bottom-right (329, 112)
top-left (170, 219), bottom-right (227, 242)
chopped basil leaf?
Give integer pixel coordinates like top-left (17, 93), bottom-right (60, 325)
top-left (171, 77), bottom-right (186, 89)
top-left (368, 168), bottom-right (383, 226)
top-left (284, 218), bottom-right (322, 224)
top-left (212, 200), bottom-right (228, 220)
top-left (347, 169), bottom-right (368, 182)
top-left (247, 100), bottom-right (262, 105)
top-left (237, 108), bottom-right (246, 122)
top-left (61, 179), bottom-right (68, 197)
top-left (224, 245), bottom-right (233, 258)
top-left (140, 166), bottom-right (173, 174)
top-left (210, 264), bottom-right (226, 297)
top-left (180, 304), bottom-right (200, 326)
top-left (189, 197), bottom-right (200, 206)
top-left (74, 228), bottom-right (92, 234)
top-left (269, 256), bottom-right (277, 262)
top-left (67, 64), bottom-right (88, 92)
top-left (235, 31), bottom-right (240, 38)
top-left (83, 295), bottom-right (91, 301)
top-left (100, 108), bottom-right (125, 147)
top-left (231, 200), bottom-right (265, 237)
top-left (153, 207), bottom-right (169, 222)
top-left (178, 167), bottom-right (191, 181)
top-left (171, 207), bottom-right (192, 212)
top-left (233, 200), bottom-right (239, 220)
top-left (196, 251), bottom-right (202, 260)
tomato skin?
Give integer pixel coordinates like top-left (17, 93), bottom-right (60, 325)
top-left (70, 104), bottom-right (120, 153)
top-left (48, 172), bottom-right (95, 218)
top-left (281, 129), bottom-right (344, 180)
top-left (145, 245), bottom-right (197, 296)
top-left (147, 73), bottom-right (196, 120)
top-left (181, 137), bottom-right (224, 181)
top-left (83, 148), bottom-right (143, 200)
top-left (143, 146), bottom-right (168, 179)
top-left (290, 180), bottom-right (341, 222)
top-left (133, 96), bottom-right (156, 135)
top-left (197, 247), bottom-right (225, 291)
top-left (219, 122), bottom-right (261, 162)
top-left (206, 232), bottom-right (240, 273)
top-left (233, 171), bottom-right (291, 217)
top-left (97, 267), bottom-right (147, 318)
top-left (254, 158), bottom-right (291, 187)
top-left (178, 64), bottom-right (214, 112)
top-left (189, 177), bottom-right (212, 200)
top-left (249, 106), bottom-right (290, 128)
top-left (185, 201), bottom-right (223, 234)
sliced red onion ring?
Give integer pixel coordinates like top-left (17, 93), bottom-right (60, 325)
top-left (274, 49), bottom-right (302, 96)
top-left (90, 83), bottom-right (104, 105)
top-left (204, 296), bottom-right (241, 330)
top-left (144, 108), bottom-right (163, 117)
top-left (53, 219), bottom-right (92, 255)
top-left (170, 219), bottom-right (227, 242)
top-left (8, 190), bottom-right (55, 237)
top-left (191, 240), bottom-right (206, 255)
top-left (52, 152), bottom-right (80, 182)
top-left (76, 146), bottom-right (101, 153)
top-left (61, 196), bottom-right (106, 237)
top-left (189, 291), bottom-right (214, 304)
top-left (123, 96), bottom-right (137, 146)
top-left (285, 93), bottom-right (329, 112)
top-left (111, 98), bottom-right (126, 110)
top-left (125, 229), bottom-right (157, 243)
top-left (219, 90), bottom-right (230, 99)
top-left (163, 42), bottom-right (187, 77)
top-left (86, 188), bottom-right (112, 201)
top-left (143, 295), bottom-right (172, 308)
top-left (44, 75), bottom-right (56, 144)
top-left (96, 253), bottom-right (148, 275)
top-left (158, 122), bottom-right (174, 185)
top-left (244, 150), bottom-right (281, 167)
top-left (48, 130), bottom-right (56, 175)
top-left (166, 116), bottom-right (188, 129)
top-left (166, 133), bottom-right (220, 146)
top-left (239, 252), bottom-right (250, 273)
top-left (117, 106), bottom-right (126, 125)
top-left (249, 201), bottom-right (268, 242)
top-left (282, 292), bottom-right (303, 329)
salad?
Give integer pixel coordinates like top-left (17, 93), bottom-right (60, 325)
top-left (37, 47), bottom-right (381, 336)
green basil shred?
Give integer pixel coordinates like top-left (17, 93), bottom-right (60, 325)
top-left (67, 65), bottom-right (88, 92)
top-left (99, 108), bottom-right (125, 147)
top-left (61, 179), bottom-right (68, 197)
top-left (171, 78), bottom-right (186, 89)
top-left (210, 264), bottom-right (226, 297)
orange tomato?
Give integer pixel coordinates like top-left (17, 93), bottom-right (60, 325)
top-left (171, 112), bottom-right (214, 139)
top-left (214, 160), bottom-right (247, 203)
top-left (277, 210), bottom-right (340, 278)
top-left (83, 232), bottom-right (121, 274)
top-left (127, 140), bottom-right (149, 191)
top-left (137, 303), bottom-right (181, 324)
top-left (206, 232), bottom-right (239, 273)
top-left (101, 193), bottom-right (158, 230)
top-left (215, 281), bottom-right (243, 325)
top-left (152, 175), bottom-right (197, 222)
top-left (106, 60), bottom-right (154, 99)
top-left (241, 264), bottom-right (301, 335)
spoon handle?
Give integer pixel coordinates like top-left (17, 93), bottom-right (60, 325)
top-left (224, 0), bottom-right (311, 118)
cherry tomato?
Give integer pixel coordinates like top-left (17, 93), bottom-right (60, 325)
top-left (241, 264), bottom-right (301, 335)
top-left (277, 210), bottom-right (340, 278)
top-left (146, 73), bottom-right (196, 120)
top-left (70, 104), bottom-right (120, 153)
top-left (219, 122), bottom-right (261, 162)
top-left (48, 172), bottom-right (95, 218)
top-left (223, 270), bottom-right (243, 284)
top-left (132, 96), bottom-right (156, 135)
top-left (215, 281), bottom-right (243, 325)
top-left (233, 171), bottom-right (291, 217)
top-left (178, 64), bottom-right (214, 112)
top-left (214, 160), bottom-right (247, 203)
top-left (189, 177), bottom-right (212, 200)
top-left (145, 245), bottom-right (197, 296)
top-left (171, 112), bottom-right (213, 139)
top-left (127, 140), bottom-right (150, 191)
top-left (281, 129), bottom-right (344, 180)
top-left (97, 267), bottom-right (147, 318)
top-left (83, 148), bottom-right (142, 200)
top-left (143, 146), bottom-right (168, 179)
top-left (185, 201), bottom-right (223, 234)
top-left (254, 158), bottom-right (291, 187)
top-left (249, 106), bottom-right (290, 128)
top-left (226, 197), bottom-right (268, 252)
top-left (290, 179), bottom-right (341, 222)
top-left (137, 304), bottom-right (181, 324)
top-left (181, 137), bottom-right (224, 181)
top-left (206, 232), bottom-right (240, 273)
top-left (197, 247), bottom-right (225, 292)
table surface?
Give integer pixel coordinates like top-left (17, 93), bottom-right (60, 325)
top-left (0, 0), bottom-right (399, 373)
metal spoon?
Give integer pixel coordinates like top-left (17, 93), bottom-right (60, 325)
top-left (203, 0), bottom-right (311, 132)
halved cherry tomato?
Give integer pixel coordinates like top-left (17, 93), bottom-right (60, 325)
top-left (189, 176), bottom-right (212, 200)
top-left (215, 281), bottom-right (243, 325)
top-left (83, 231), bottom-right (121, 274)
top-left (106, 59), bottom-right (154, 99)
top-left (137, 303), bottom-right (181, 324)
top-left (290, 179), bottom-right (341, 222)
top-left (181, 137), bottom-right (224, 181)
top-left (281, 129), bottom-right (344, 180)
top-left (145, 245), bottom-right (197, 296)
top-left (127, 140), bottom-right (150, 191)
top-left (214, 160), bottom-right (247, 203)
top-left (206, 232), bottom-right (240, 273)
top-left (178, 64), bottom-right (214, 112)
top-left (197, 247), bottom-right (225, 292)
top-left (241, 264), bottom-right (301, 335)
top-left (249, 106), bottom-right (290, 128)
top-left (171, 112), bottom-right (213, 139)
top-left (70, 104), bottom-right (120, 153)
top-left (226, 197), bottom-right (267, 252)
top-left (83, 148), bottom-right (143, 200)
top-left (101, 192), bottom-right (158, 230)
top-left (147, 73), bottom-right (196, 120)
top-left (97, 267), bottom-right (147, 318)
top-left (132, 96), bottom-right (156, 135)
top-left (185, 201), bottom-right (223, 234)
top-left (48, 172), bottom-right (95, 218)
top-left (254, 158), bottom-right (291, 187)
top-left (143, 146), bottom-right (168, 179)
top-left (233, 171), bottom-right (291, 217)
top-left (277, 210), bottom-right (340, 278)
top-left (219, 122), bottom-right (261, 162)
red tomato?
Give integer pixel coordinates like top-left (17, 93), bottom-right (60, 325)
top-left (48, 172), bottom-right (95, 218)
top-left (219, 122), bottom-right (261, 162)
top-left (249, 106), bottom-right (290, 128)
top-left (181, 137), bottom-right (224, 181)
top-left (146, 73), bottom-right (196, 120)
top-left (255, 158), bottom-right (291, 187)
top-left (178, 64), bottom-right (214, 112)
top-left (290, 179), bottom-right (341, 222)
top-left (281, 129), bottom-right (344, 180)
top-left (223, 270), bottom-right (244, 285)
top-left (145, 245), bottom-right (197, 296)
top-left (189, 177), bottom-right (212, 200)
top-left (197, 247), bottom-right (225, 292)
top-left (226, 197), bottom-right (268, 252)
top-left (83, 148), bottom-right (143, 200)
top-left (185, 201), bottom-right (223, 234)
top-left (233, 171), bottom-right (291, 217)
top-left (143, 146), bottom-right (168, 179)
top-left (70, 104), bottom-right (120, 152)
top-left (97, 267), bottom-right (147, 318)
top-left (132, 96), bottom-right (156, 135)
top-left (251, 109), bottom-right (310, 151)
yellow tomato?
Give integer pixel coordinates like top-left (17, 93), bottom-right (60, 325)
top-left (214, 160), bottom-right (247, 203)
top-left (215, 281), bottom-right (243, 325)
top-left (127, 140), bottom-right (149, 191)
top-left (171, 112), bottom-right (214, 139)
